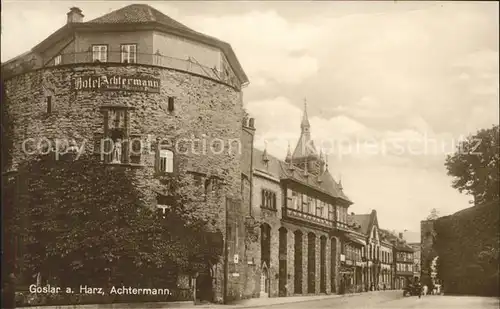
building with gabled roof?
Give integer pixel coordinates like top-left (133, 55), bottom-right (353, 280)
top-left (347, 210), bottom-right (393, 291)
top-left (247, 102), bottom-right (353, 298)
top-left (380, 228), bottom-right (416, 289)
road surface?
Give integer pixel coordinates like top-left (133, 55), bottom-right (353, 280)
top-left (259, 291), bottom-right (500, 308)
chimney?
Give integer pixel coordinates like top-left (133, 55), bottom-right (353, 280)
top-left (67, 7), bottom-right (84, 24)
top-left (398, 232), bottom-right (403, 239)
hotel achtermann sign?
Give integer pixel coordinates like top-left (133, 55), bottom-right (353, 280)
top-left (73, 75), bottom-right (160, 93)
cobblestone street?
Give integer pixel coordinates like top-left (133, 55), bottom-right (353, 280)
top-left (243, 291), bottom-right (500, 309)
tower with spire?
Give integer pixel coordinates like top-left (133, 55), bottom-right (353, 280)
top-left (285, 98), bottom-right (325, 175)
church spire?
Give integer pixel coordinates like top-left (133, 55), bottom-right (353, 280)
top-left (262, 141), bottom-right (269, 165)
top-left (319, 149), bottom-right (326, 174)
top-left (285, 141), bottom-right (292, 162)
top-left (300, 98), bottom-right (310, 133)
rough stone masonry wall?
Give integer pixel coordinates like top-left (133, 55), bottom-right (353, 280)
top-left (249, 175), bottom-right (341, 297)
top-left (434, 200), bottom-right (499, 296)
top-left (420, 220), bottom-right (437, 287)
top-left (3, 64), bottom-right (245, 303)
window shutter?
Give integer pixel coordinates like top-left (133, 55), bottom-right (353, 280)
top-left (154, 143), bottom-right (160, 172)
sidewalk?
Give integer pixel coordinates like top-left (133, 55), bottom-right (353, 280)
top-left (18, 291), bottom-right (388, 309)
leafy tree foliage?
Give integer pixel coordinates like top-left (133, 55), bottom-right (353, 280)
top-left (426, 208), bottom-right (441, 220)
top-left (9, 153), bottom-right (222, 289)
top-left (445, 125), bottom-right (499, 205)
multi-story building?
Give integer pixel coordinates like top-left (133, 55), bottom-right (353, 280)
top-left (2, 4), bottom-right (253, 303)
top-left (392, 234), bottom-right (415, 289)
top-left (348, 210), bottom-right (385, 291)
top-left (248, 103), bottom-right (353, 298)
top-left (408, 243), bottom-right (421, 280)
top-left (339, 230), bottom-right (366, 293)
top-left (380, 240), bottom-right (394, 290)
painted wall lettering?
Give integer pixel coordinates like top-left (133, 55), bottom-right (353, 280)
top-left (73, 75), bottom-right (160, 93)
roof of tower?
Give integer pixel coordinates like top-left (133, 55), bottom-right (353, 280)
top-left (5, 4), bottom-right (248, 85)
top-left (87, 4), bottom-right (193, 31)
top-left (292, 99), bottom-right (318, 159)
top-left (291, 134), bottom-right (319, 159)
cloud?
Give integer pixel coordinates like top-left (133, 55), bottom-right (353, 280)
top-left (183, 11), bottom-right (320, 85)
top-left (1, 1), bottom-right (496, 233)
top-left (247, 95), bottom-right (473, 232)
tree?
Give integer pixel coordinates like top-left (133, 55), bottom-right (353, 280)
top-left (9, 152), bottom-right (222, 290)
top-left (445, 125), bottom-right (499, 205)
top-left (426, 208), bottom-right (441, 220)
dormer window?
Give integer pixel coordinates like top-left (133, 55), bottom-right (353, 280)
top-left (92, 45), bottom-right (107, 62)
top-left (121, 44), bottom-right (137, 64)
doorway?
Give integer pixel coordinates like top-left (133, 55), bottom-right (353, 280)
top-left (260, 264), bottom-right (269, 297)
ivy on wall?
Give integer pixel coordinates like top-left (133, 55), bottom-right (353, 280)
top-left (7, 153), bottom-right (222, 290)
top-left (433, 200), bottom-right (499, 296)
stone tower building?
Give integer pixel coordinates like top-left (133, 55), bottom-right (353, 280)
top-left (2, 4), bottom-right (251, 303)
top-left (420, 219), bottom-right (437, 286)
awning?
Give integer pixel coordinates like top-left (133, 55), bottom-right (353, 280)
top-left (345, 234), bottom-right (365, 246)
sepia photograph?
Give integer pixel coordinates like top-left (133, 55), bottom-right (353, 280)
top-left (1, 1), bottom-right (499, 308)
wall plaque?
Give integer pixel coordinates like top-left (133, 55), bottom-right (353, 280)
top-left (73, 75), bottom-right (160, 93)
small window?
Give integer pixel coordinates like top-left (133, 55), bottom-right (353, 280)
top-left (194, 174), bottom-right (203, 187)
top-left (92, 45), bottom-right (107, 62)
top-left (121, 44), bottom-right (137, 64)
top-left (55, 55), bottom-right (62, 66)
top-left (46, 96), bottom-right (52, 113)
top-left (261, 189), bottom-right (276, 210)
top-left (158, 149), bottom-right (174, 173)
top-left (168, 97), bottom-right (175, 112)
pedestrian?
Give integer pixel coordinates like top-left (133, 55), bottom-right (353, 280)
top-left (422, 285), bottom-right (428, 295)
top-left (415, 280), bottom-right (422, 298)
top-left (383, 283), bottom-right (386, 291)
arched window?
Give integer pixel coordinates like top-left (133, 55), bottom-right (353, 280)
top-left (159, 149), bottom-right (174, 173)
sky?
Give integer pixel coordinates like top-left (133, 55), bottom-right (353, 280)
top-left (2, 1), bottom-right (499, 237)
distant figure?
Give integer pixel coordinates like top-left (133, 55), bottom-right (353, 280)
top-left (422, 285), bottom-right (428, 295)
top-left (383, 283), bottom-right (386, 291)
top-left (415, 281), bottom-right (422, 298)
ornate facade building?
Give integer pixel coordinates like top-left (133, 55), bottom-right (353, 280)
top-left (247, 103), bottom-right (353, 298)
top-left (348, 210), bottom-right (387, 291)
top-left (2, 4), bottom-right (253, 303)
top-left (381, 231), bottom-right (415, 289)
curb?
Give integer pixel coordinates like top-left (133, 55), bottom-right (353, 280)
top-left (226, 292), bottom-right (365, 309)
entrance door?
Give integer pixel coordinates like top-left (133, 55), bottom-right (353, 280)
top-left (260, 266), bottom-right (269, 297)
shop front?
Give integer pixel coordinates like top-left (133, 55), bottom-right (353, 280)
top-left (339, 260), bottom-right (364, 293)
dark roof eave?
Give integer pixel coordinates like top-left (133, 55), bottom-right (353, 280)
top-left (31, 21), bottom-right (249, 85)
top-left (282, 176), bottom-right (352, 205)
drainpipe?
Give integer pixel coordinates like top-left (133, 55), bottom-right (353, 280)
top-left (249, 129), bottom-right (254, 217)
top-left (224, 197), bottom-right (229, 304)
